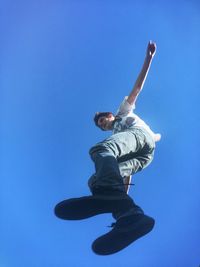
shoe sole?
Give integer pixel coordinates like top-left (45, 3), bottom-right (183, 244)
top-left (54, 196), bottom-right (133, 220)
top-left (92, 215), bottom-right (155, 255)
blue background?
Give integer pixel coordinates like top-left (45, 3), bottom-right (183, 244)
top-left (1, 0), bottom-right (200, 266)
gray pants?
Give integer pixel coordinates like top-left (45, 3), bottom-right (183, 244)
top-left (88, 127), bottom-right (155, 194)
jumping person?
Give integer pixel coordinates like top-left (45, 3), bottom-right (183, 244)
top-left (55, 41), bottom-right (161, 255)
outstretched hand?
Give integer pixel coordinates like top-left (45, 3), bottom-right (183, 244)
top-left (147, 41), bottom-right (156, 58)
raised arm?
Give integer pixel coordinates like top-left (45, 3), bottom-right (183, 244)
top-left (127, 41), bottom-right (156, 105)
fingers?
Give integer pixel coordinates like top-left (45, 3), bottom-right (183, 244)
top-left (149, 40), bottom-right (156, 46)
top-left (147, 40), bottom-right (157, 57)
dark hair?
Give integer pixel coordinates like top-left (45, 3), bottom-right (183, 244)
top-left (94, 112), bottom-right (114, 128)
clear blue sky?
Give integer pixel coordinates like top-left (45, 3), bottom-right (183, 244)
top-left (1, 0), bottom-right (200, 266)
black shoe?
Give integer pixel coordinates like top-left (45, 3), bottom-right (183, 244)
top-left (92, 213), bottom-right (155, 255)
top-left (54, 194), bottom-right (134, 220)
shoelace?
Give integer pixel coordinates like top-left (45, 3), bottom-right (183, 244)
top-left (107, 222), bottom-right (116, 228)
top-left (111, 183), bottom-right (135, 187)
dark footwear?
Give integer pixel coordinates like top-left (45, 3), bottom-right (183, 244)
top-left (92, 214), bottom-right (155, 255)
top-left (54, 194), bottom-right (133, 220)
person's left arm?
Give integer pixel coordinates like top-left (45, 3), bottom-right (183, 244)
top-left (127, 41), bottom-right (157, 106)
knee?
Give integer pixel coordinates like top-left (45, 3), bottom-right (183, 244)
top-left (89, 142), bottom-right (111, 159)
top-left (89, 144), bottom-right (98, 156)
top-left (89, 145), bottom-right (99, 161)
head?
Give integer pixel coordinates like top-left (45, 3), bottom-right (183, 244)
top-left (94, 112), bottom-right (115, 131)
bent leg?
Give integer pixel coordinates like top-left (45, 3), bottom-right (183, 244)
top-left (89, 131), bottom-right (138, 194)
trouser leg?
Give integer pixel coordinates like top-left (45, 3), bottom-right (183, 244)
top-left (89, 152), bottom-right (126, 194)
top-left (89, 131), bottom-right (139, 194)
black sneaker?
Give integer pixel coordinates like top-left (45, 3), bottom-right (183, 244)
top-left (54, 194), bottom-right (134, 220)
top-left (92, 213), bottom-right (155, 255)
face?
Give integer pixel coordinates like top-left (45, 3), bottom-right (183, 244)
top-left (97, 114), bottom-right (115, 131)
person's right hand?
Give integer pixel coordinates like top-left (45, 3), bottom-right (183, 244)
top-left (147, 41), bottom-right (157, 58)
